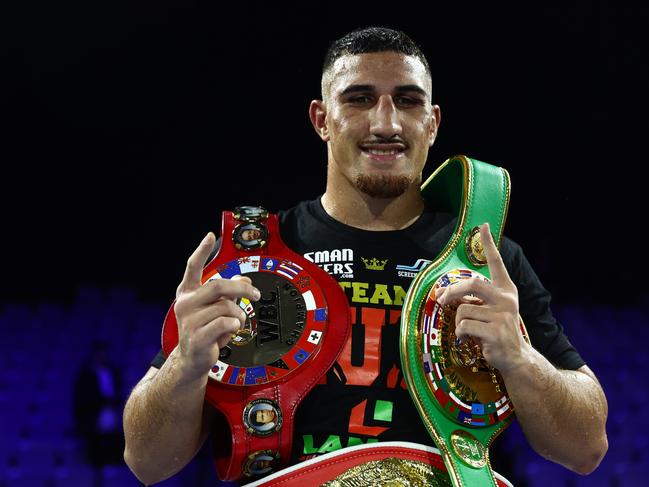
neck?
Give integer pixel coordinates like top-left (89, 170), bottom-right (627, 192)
top-left (321, 167), bottom-right (425, 231)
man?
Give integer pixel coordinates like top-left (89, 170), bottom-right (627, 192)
top-left (253, 409), bottom-right (277, 426)
top-left (240, 228), bottom-right (262, 242)
top-left (123, 27), bottom-right (608, 484)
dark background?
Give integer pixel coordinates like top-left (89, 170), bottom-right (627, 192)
top-left (1, 3), bottom-right (648, 486)
top-left (3, 1), bottom-right (647, 307)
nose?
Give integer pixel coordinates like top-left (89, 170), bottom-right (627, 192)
top-left (369, 95), bottom-right (402, 139)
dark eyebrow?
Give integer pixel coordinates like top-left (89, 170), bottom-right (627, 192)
top-left (339, 84), bottom-right (375, 96)
top-left (395, 85), bottom-right (429, 98)
top-left (339, 84), bottom-right (429, 98)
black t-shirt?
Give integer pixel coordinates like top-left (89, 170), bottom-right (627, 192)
top-left (151, 197), bottom-right (585, 467)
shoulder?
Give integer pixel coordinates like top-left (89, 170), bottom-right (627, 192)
top-left (276, 198), bottom-right (326, 251)
top-left (498, 235), bottom-right (545, 292)
top-left (277, 198), bottom-right (319, 227)
top-left (498, 234), bottom-right (537, 280)
top-left (499, 233), bottom-right (523, 255)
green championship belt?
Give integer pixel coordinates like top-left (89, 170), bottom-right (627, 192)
top-left (400, 155), bottom-right (530, 486)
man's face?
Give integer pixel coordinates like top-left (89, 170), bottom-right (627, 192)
top-left (315, 52), bottom-right (440, 198)
top-left (241, 229), bottom-right (261, 241)
top-left (255, 409), bottom-right (276, 424)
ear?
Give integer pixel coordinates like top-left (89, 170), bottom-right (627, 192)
top-left (309, 99), bottom-right (329, 142)
top-left (428, 104), bottom-right (441, 146)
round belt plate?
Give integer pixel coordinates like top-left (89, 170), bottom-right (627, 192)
top-left (418, 269), bottom-right (513, 427)
top-left (233, 206), bottom-right (269, 222)
top-left (206, 255), bottom-right (328, 386)
top-left (243, 398), bottom-right (283, 436)
top-left (243, 449), bottom-right (280, 477)
top-left (233, 222), bottom-right (268, 251)
top-left (450, 430), bottom-right (487, 468)
top-left (465, 226), bottom-right (488, 267)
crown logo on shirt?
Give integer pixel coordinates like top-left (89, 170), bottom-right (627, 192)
top-left (361, 257), bottom-right (388, 271)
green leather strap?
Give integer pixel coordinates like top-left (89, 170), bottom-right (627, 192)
top-left (419, 155), bottom-right (509, 270)
top-left (400, 155), bottom-right (512, 487)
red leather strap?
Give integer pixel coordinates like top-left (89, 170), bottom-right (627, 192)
top-left (245, 442), bottom-right (513, 487)
top-left (162, 209), bottom-right (350, 482)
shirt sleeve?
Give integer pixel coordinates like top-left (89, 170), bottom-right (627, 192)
top-left (501, 236), bottom-right (586, 370)
top-left (151, 349), bottom-right (166, 369)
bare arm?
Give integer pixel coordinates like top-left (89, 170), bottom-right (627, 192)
top-left (123, 357), bottom-right (213, 484)
top-left (437, 224), bottom-right (608, 474)
top-left (500, 351), bottom-right (608, 473)
top-left (123, 232), bottom-right (260, 484)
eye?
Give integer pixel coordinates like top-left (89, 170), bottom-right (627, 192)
top-left (394, 96), bottom-right (420, 106)
top-left (348, 95), bottom-right (373, 104)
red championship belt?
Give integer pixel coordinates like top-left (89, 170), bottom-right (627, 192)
top-left (244, 442), bottom-right (513, 487)
top-left (161, 206), bottom-right (350, 482)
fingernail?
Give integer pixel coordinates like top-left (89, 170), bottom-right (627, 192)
top-left (252, 288), bottom-right (261, 301)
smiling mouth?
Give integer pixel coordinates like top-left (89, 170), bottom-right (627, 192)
top-left (359, 145), bottom-right (407, 161)
top-left (364, 148), bottom-right (403, 155)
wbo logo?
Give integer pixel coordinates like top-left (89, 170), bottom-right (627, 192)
top-left (396, 259), bottom-right (432, 278)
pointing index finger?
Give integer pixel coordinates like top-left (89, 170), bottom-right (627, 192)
top-left (480, 223), bottom-right (512, 288)
top-left (180, 232), bottom-right (216, 292)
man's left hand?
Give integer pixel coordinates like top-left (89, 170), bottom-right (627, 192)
top-left (435, 223), bottom-right (530, 373)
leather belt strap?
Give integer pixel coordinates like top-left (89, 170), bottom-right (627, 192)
top-left (245, 441), bottom-right (513, 487)
top-left (400, 156), bottom-right (529, 487)
top-left (162, 206), bottom-right (350, 482)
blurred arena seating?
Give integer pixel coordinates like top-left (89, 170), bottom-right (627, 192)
top-left (0, 286), bottom-right (646, 486)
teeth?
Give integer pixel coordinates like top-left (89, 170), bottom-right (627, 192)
top-left (366, 149), bottom-right (400, 155)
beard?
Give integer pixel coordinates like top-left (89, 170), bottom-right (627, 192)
top-left (355, 173), bottom-right (411, 199)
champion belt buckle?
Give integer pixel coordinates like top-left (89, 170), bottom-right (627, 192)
top-left (162, 206), bottom-right (350, 482)
top-left (400, 156), bottom-right (531, 487)
top-left (244, 441), bottom-right (514, 487)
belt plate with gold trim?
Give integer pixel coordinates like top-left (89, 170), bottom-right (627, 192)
top-left (162, 206), bottom-right (350, 482)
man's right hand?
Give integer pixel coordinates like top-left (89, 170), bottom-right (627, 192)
top-left (173, 232), bottom-right (261, 383)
